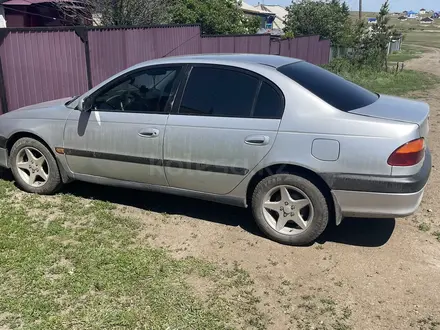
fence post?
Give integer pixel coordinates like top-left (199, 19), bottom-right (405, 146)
top-left (0, 56), bottom-right (8, 113)
top-left (75, 27), bottom-right (93, 89)
top-left (0, 30), bottom-right (9, 113)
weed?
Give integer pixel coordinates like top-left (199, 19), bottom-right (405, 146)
top-left (332, 320), bottom-right (353, 330)
top-left (298, 302), bottom-right (317, 312)
top-left (417, 315), bottom-right (440, 330)
top-left (418, 223), bottom-right (431, 232)
top-left (433, 231), bottom-right (440, 242)
top-left (281, 280), bottom-right (292, 286)
top-left (342, 306), bottom-right (352, 320)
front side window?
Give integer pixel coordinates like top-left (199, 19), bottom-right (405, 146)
top-left (93, 66), bottom-right (181, 113)
top-left (179, 66), bottom-right (259, 118)
top-left (278, 61), bottom-right (379, 112)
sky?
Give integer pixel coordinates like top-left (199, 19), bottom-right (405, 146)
top-left (247, 0), bottom-right (439, 12)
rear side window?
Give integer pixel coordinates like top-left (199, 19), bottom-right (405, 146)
top-left (179, 66), bottom-right (259, 117)
top-left (253, 82), bottom-right (284, 119)
top-left (278, 62), bottom-right (379, 111)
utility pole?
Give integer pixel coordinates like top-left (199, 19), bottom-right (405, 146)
top-left (359, 0), bottom-right (362, 20)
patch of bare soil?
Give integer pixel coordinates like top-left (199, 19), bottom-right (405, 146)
top-left (57, 49), bottom-right (440, 329)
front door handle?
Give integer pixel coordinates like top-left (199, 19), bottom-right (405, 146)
top-left (138, 128), bottom-right (159, 138)
top-left (245, 135), bottom-right (270, 146)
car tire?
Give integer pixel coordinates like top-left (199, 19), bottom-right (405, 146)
top-left (10, 137), bottom-right (63, 195)
top-left (251, 173), bottom-right (329, 246)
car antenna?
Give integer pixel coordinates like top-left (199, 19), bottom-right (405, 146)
top-left (161, 33), bottom-right (201, 58)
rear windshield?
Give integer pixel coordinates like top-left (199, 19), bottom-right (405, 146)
top-left (277, 62), bottom-right (379, 111)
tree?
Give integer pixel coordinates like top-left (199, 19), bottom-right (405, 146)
top-left (56, 0), bottom-right (173, 26)
top-left (284, 0), bottom-right (352, 46)
top-left (168, 0), bottom-right (260, 35)
top-left (351, 1), bottom-right (394, 70)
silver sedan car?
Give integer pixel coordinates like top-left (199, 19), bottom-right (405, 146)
top-left (0, 54), bottom-right (431, 245)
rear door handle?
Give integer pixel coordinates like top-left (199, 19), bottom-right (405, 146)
top-left (138, 128), bottom-right (159, 138)
top-left (245, 135), bottom-right (270, 146)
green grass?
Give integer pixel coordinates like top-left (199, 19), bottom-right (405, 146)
top-left (388, 46), bottom-right (424, 62)
top-left (390, 17), bottom-right (440, 33)
top-left (403, 31), bottom-right (440, 48)
top-left (0, 180), bottom-right (266, 329)
top-left (337, 68), bottom-right (440, 96)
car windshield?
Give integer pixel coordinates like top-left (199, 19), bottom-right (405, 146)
top-left (277, 61), bottom-right (379, 111)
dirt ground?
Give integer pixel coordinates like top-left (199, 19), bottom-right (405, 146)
top-left (52, 49), bottom-right (440, 330)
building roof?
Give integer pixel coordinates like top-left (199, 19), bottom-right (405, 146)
top-left (253, 3), bottom-right (288, 30)
top-left (421, 17), bottom-right (434, 21)
top-left (240, 1), bottom-right (272, 15)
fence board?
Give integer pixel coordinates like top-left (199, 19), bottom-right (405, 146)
top-left (0, 30), bottom-right (88, 111)
top-left (296, 37), bottom-right (310, 61)
top-left (0, 25), bottom-right (330, 113)
top-left (289, 38), bottom-right (299, 58)
top-left (269, 39), bottom-right (279, 55)
top-left (89, 25), bottom-right (201, 86)
top-left (279, 39), bottom-right (290, 57)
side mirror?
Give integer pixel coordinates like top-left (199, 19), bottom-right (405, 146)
top-left (78, 96), bottom-right (93, 112)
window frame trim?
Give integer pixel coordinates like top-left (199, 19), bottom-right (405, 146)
top-left (172, 63), bottom-right (286, 119)
top-left (86, 64), bottom-right (186, 115)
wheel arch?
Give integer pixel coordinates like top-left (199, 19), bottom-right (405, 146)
top-left (6, 131), bottom-right (70, 183)
top-left (6, 131), bottom-right (52, 156)
top-left (246, 163), bottom-right (342, 225)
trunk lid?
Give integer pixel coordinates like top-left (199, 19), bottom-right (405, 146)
top-left (350, 94), bottom-right (430, 137)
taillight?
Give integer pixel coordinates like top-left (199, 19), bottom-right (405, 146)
top-left (387, 138), bottom-right (425, 166)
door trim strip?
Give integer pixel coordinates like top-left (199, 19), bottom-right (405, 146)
top-left (63, 148), bottom-right (248, 175)
top-left (64, 148), bottom-right (163, 166)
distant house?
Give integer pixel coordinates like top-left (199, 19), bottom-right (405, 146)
top-left (0, 0), bottom-right (88, 28)
top-left (407, 10), bottom-right (418, 18)
top-left (402, 10), bottom-right (408, 16)
top-left (420, 17), bottom-right (434, 24)
top-left (419, 8), bottom-right (426, 14)
top-left (398, 16), bottom-right (408, 21)
top-left (241, 1), bottom-right (286, 36)
top-left (367, 18), bottom-right (377, 24)
top-left (432, 12), bottom-right (440, 19)
top-left (254, 4), bottom-right (288, 31)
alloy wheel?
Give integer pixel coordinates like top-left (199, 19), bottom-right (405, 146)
top-left (15, 147), bottom-right (50, 187)
top-left (262, 185), bottom-right (314, 235)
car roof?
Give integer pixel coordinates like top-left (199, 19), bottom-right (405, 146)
top-left (130, 54), bottom-right (301, 70)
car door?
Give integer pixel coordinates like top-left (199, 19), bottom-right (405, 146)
top-left (164, 64), bottom-right (285, 194)
top-left (63, 65), bottom-right (183, 185)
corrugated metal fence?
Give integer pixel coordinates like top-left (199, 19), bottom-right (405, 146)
top-left (0, 24), bottom-right (331, 113)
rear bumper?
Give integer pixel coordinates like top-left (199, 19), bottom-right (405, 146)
top-left (332, 189), bottom-right (424, 218)
top-left (327, 149), bottom-right (431, 218)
